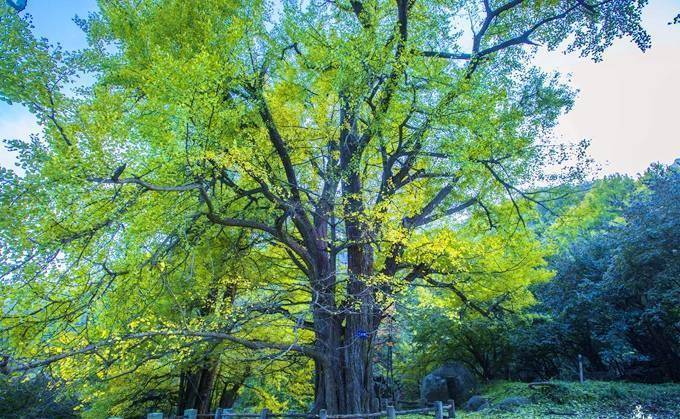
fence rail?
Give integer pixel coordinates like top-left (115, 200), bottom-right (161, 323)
top-left (139, 400), bottom-right (456, 419)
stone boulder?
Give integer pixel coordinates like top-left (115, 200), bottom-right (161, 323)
top-left (462, 395), bottom-right (489, 412)
top-left (420, 363), bottom-right (477, 405)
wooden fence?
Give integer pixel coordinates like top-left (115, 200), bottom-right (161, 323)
top-left (139, 400), bottom-right (456, 419)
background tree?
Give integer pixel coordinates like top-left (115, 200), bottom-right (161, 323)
top-left (599, 165), bottom-right (680, 381)
top-left (0, 0), bottom-right (650, 414)
top-left (530, 167), bottom-right (679, 382)
top-left (400, 164), bottom-right (680, 386)
top-left (0, 373), bottom-right (78, 418)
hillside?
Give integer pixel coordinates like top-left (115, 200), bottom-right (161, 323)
top-left (453, 381), bottom-right (680, 418)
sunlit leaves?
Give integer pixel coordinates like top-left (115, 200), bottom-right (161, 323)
top-left (0, 0), bottom-right (651, 414)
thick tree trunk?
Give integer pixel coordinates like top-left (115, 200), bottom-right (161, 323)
top-left (178, 364), bottom-right (218, 414)
top-left (312, 315), bottom-right (380, 414)
top-left (311, 112), bottom-right (381, 413)
top-left (217, 381), bottom-right (243, 408)
top-left (310, 212), bottom-right (380, 413)
top-left (310, 257), bottom-right (343, 413)
top-left (342, 240), bottom-right (379, 413)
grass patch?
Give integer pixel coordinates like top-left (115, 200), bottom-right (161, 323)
top-left (433, 380), bottom-right (680, 418)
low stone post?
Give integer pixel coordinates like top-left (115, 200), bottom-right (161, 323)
top-left (147, 413), bottom-right (163, 419)
top-left (319, 409), bottom-right (328, 419)
top-left (447, 399), bottom-right (456, 418)
top-left (184, 408), bottom-right (198, 419)
top-left (434, 401), bottom-right (444, 419)
top-left (260, 408), bottom-right (270, 419)
top-left (386, 405), bottom-right (396, 419)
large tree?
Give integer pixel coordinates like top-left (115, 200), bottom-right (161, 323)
top-left (1, 0), bottom-right (649, 414)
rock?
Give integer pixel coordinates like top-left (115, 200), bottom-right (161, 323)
top-left (496, 396), bottom-right (531, 411)
top-left (420, 374), bottom-right (449, 402)
top-left (420, 362), bottom-right (477, 405)
top-left (463, 395), bottom-right (489, 412)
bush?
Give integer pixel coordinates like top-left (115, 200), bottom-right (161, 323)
top-left (0, 373), bottom-right (79, 418)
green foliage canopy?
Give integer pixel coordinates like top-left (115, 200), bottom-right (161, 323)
top-left (0, 0), bottom-right (651, 414)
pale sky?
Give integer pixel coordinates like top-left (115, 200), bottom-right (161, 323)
top-left (537, 1), bottom-right (680, 176)
top-left (0, 0), bottom-right (678, 176)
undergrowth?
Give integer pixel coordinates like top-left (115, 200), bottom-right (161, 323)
top-left (402, 381), bottom-right (680, 419)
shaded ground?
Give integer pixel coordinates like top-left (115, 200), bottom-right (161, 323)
top-left (404, 380), bottom-right (680, 418)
